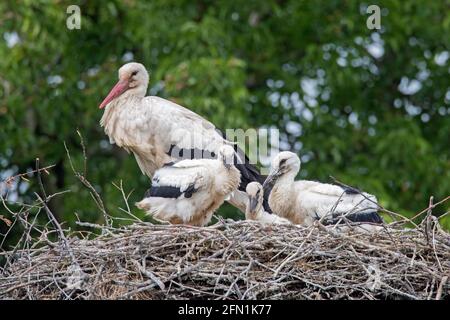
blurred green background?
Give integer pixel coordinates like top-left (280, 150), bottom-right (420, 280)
top-left (0, 0), bottom-right (449, 243)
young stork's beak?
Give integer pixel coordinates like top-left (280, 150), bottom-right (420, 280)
top-left (223, 157), bottom-right (232, 169)
top-left (248, 195), bottom-right (258, 212)
top-left (262, 168), bottom-right (282, 191)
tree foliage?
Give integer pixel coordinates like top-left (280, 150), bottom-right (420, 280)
top-left (0, 0), bottom-right (449, 236)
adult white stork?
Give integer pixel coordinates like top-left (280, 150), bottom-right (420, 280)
top-left (135, 145), bottom-right (240, 226)
top-left (263, 152), bottom-right (383, 226)
top-left (245, 182), bottom-right (291, 225)
top-left (99, 62), bottom-right (267, 213)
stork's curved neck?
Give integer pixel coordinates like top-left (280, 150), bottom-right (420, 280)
top-left (122, 84), bottom-right (148, 99)
top-left (273, 175), bottom-right (296, 201)
top-left (269, 171), bottom-right (296, 217)
top-left (214, 164), bottom-right (241, 196)
top-left (277, 169), bottom-right (297, 186)
top-left (103, 92), bottom-right (145, 114)
top-left (99, 93), bottom-right (147, 142)
top-left (104, 82), bottom-right (148, 112)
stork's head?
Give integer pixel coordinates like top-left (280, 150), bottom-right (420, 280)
top-left (218, 145), bottom-right (236, 170)
top-left (263, 152), bottom-right (301, 190)
top-left (99, 62), bottom-right (149, 109)
top-left (246, 182), bottom-right (263, 215)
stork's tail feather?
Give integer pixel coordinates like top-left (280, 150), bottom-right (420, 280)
top-left (325, 211), bottom-right (383, 225)
top-left (347, 211), bottom-right (383, 224)
top-left (331, 179), bottom-right (364, 195)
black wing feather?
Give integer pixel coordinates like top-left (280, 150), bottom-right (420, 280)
top-left (165, 129), bottom-right (271, 212)
top-left (331, 180), bottom-right (361, 194)
top-left (324, 211), bottom-right (383, 225)
top-left (144, 184), bottom-right (198, 199)
top-left (217, 129), bottom-right (272, 213)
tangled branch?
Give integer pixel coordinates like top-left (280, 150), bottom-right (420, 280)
top-left (0, 215), bottom-right (448, 299)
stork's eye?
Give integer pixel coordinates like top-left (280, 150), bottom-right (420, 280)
top-left (279, 159), bottom-right (287, 166)
top-left (131, 70), bottom-right (138, 76)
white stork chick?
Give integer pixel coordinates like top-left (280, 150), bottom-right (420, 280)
top-left (263, 152), bottom-right (383, 227)
top-left (245, 182), bottom-right (291, 225)
top-left (99, 62), bottom-right (267, 213)
top-left (135, 145), bottom-right (240, 227)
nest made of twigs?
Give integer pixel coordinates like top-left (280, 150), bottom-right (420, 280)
top-left (1, 218), bottom-right (449, 300)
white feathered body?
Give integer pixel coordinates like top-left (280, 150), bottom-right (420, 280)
top-left (245, 182), bottom-right (291, 226)
top-left (136, 159), bottom-right (241, 226)
top-left (269, 178), bottom-right (378, 226)
top-left (248, 208), bottom-right (291, 225)
top-left (101, 95), bottom-right (257, 212)
top-left (101, 95), bottom-right (228, 177)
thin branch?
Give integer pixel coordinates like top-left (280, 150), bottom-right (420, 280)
top-left (63, 141), bottom-right (112, 227)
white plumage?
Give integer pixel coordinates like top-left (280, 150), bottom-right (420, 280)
top-left (263, 152), bottom-right (382, 226)
top-left (245, 182), bottom-right (291, 225)
top-left (99, 62), bottom-right (265, 213)
top-left (135, 145), bottom-right (241, 226)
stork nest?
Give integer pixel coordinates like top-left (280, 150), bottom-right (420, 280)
top-left (1, 219), bottom-right (449, 300)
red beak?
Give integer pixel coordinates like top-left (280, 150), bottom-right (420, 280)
top-left (99, 80), bottom-right (129, 109)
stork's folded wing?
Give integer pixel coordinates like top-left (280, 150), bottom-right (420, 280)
top-left (149, 161), bottom-right (210, 199)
